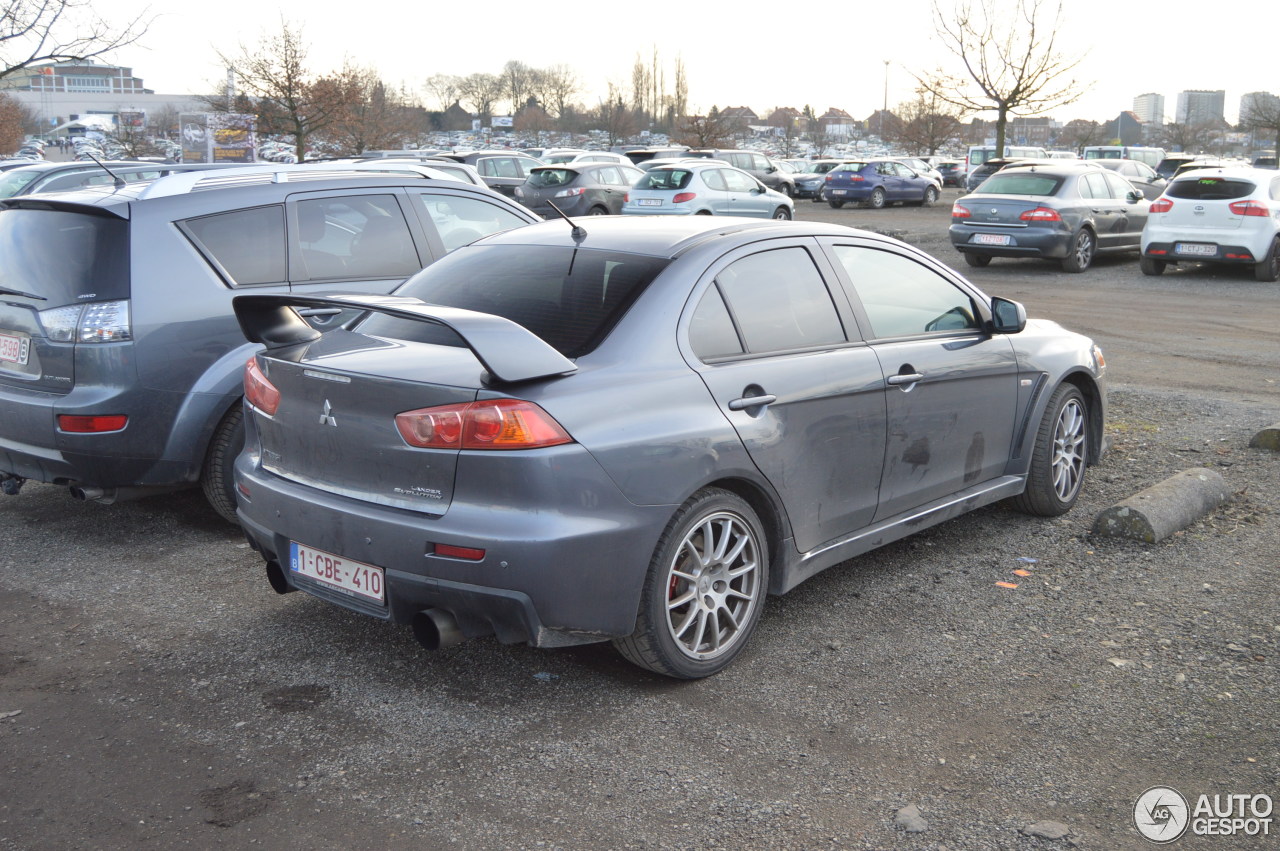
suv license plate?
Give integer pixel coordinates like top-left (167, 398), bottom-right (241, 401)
top-left (974, 233), bottom-right (1011, 246)
top-left (1175, 242), bottom-right (1217, 257)
top-left (0, 332), bottom-right (30, 366)
top-left (289, 542), bottom-right (385, 604)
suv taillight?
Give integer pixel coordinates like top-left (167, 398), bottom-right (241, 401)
top-left (1229, 200), bottom-right (1271, 217)
top-left (244, 357), bottom-right (280, 415)
top-left (39, 300), bottom-right (132, 343)
top-left (395, 400), bottom-right (573, 450)
top-left (1149, 198), bottom-right (1173, 213)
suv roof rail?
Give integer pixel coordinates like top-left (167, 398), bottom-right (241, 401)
top-left (134, 163), bottom-right (432, 200)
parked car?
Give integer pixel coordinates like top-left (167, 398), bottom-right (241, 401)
top-left (1090, 158), bottom-right (1168, 200)
top-left (1140, 166), bottom-right (1280, 281)
top-left (1154, 154), bottom-right (1211, 180)
top-left (431, 150), bottom-right (544, 198)
top-left (965, 157), bottom-right (1055, 192)
top-left (231, 215), bottom-right (1106, 678)
top-left (1170, 158), bottom-right (1232, 179)
top-left (934, 160), bottom-right (966, 187)
top-left (951, 162), bottom-right (1148, 272)
top-left (0, 166), bottom-right (539, 522)
top-left (621, 162), bottom-right (794, 218)
top-left (789, 159), bottom-right (853, 200)
top-left (0, 160), bottom-right (244, 199)
top-left (538, 149), bottom-right (632, 166)
top-left (1251, 151), bottom-right (1277, 170)
top-left (515, 162), bottom-right (645, 217)
top-left (685, 150), bottom-right (796, 196)
top-left (895, 157), bottom-right (945, 189)
top-left (825, 159), bottom-right (940, 209)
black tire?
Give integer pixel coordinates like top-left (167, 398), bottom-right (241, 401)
top-left (1060, 229), bottom-right (1095, 273)
top-left (1139, 255), bottom-right (1166, 276)
top-left (614, 488), bottom-right (769, 679)
top-left (964, 252), bottom-right (992, 268)
top-left (587, 205), bottom-right (608, 216)
top-left (201, 404), bottom-right (245, 525)
top-left (867, 187), bottom-right (887, 209)
top-left (772, 206), bottom-right (792, 220)
top-left (695, 210), bottom-right (713, 216)
top-left (922, 185), bottom-right (939, 207)
top-left (779, 182), bottom-right (794, 198)
top-left (828, 198), bottom-right (844, 209)
top-left (1011, 384), bottom-right (1088, 517)
top-left (814, 187), bottom-right (827, 203)
top-left (1255, 237), bottom-right (1279, 282)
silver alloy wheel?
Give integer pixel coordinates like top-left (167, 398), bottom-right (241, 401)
top-left (664, 511), bottom-right (762, 660)
top-left (1052, 397), bottom-right (1087, 501)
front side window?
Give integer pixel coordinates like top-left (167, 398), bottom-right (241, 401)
top-left (714, 247), bottom-right (844, 354)
top-left (831, 246), bottom-right (979, 339)
top-left (722, 169), bottom-right (757, 193)
top-left (183, 205), bottom-right (286, 286)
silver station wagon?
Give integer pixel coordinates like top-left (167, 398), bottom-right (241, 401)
top-left (233, 217), bottom-right (1107, 678)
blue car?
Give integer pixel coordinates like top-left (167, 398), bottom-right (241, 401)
top-left (825, 158), bottom-right (940, 209)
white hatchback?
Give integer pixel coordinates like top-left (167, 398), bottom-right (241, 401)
top-left (1140, 167), bottom-right (1280, 281)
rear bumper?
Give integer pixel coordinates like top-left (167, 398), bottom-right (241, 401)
top-left (234, 444), bottom-right (675, 647)
top-left (1143, 241), bottom-right (1260, 264)
top-left (950, 225), bottom-right (1071, 259)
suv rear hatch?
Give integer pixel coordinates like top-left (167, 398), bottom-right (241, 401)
top-left (1160, 175), bottom-right (1256, 231)
top-left (0, 203), bottom-right (129, 394)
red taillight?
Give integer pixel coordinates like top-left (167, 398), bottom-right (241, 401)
top-left (244, 357), bottom-right (280, 415)
top-left (1149, 198), bottom-right (1173, 213)
top-left (433, 543), bottom-right (486, 561)
top-left (396, 399), bottom-right (572, 450)
top-left (623, 192), bottom-right (629, 202)
top-left (952, 204), bottom-right (972, 219)
top-left (58, 414), bottom-right (127, 433)
top-left (1019, 207), bottom-right (1062, 222)
top-left (672, 192), bottom-right (696, 203)
top-left (1229, 200), bottom-right (1271, 217)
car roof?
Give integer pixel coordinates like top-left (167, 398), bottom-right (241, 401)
top-left (1168, 166), bottom-right (1275, 182)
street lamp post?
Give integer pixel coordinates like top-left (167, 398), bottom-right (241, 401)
top-left (880, 60), bottom-right (889, 143)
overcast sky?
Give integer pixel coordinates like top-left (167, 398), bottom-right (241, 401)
top-left (108, 0), bottom-right (1262, 125)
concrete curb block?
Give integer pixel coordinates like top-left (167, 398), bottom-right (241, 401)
top-left (1091, 467), bottom-right (1229, 543)
top-left (1249, 422), bottom-right (1280, 451)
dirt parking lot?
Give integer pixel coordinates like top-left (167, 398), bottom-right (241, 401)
top-left (3, 192), bottom-right (1278, 850)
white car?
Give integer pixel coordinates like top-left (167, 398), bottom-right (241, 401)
top-left (1140, 167), bottom-right (1280, 282)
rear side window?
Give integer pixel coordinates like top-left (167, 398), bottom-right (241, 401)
top-left (529, 169), bottom-right (577, 188)
top-left (0, 207), bottom-right (129, 305)
top-left (1166, 177), bottom-right (1255, 201)
top-left (714, 247), bottom-right (845, 354)
top-left (359, 245), bottom-right (670, 358)
top-left (638, 169), bottom-right (693, 191)
top-left (181, 205), bottom-right (287, 286)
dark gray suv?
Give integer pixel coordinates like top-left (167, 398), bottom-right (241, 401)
top-left (0, 166), bottom-right (538, 521)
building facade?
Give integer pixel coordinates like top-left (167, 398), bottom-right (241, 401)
top-left (1132, 93), bottom-right (1165, 125)
top-left (1175, 90), bottom-right (1225, 126)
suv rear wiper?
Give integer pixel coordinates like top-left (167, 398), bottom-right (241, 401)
top-left (0, 285), bottom-right (46, 300)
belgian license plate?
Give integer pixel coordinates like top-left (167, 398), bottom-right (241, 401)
top-left (637, 198), bottom-right (661, 206)
top-left (974, 233), bottom-right (1011, 246)
top-left (289, 542), bottom-right (385, 604)
top-left (0, 331), bottom-right (30, 366)
top-left (830, 189), bottom-right (846, 195)
top-left (1175, 242), bottom-right (1216, 257)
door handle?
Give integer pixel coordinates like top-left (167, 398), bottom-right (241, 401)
top-left (728, 394), bottom-right (776, 411)
top-left (886, 373), bottom-right (924, 386)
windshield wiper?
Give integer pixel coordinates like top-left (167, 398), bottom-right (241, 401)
top-left (0, 285), bottom-right (46, 300)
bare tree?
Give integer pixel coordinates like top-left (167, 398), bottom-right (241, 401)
top-left (501, 60), bottom-right (533, 115)
top-left (321, 64), bottom-right (420, 155)
top-left (422, 73), bottom-right (460, 113)
top-left (593, 83), bottom-right (638, 148)
top-left (0, 93), bottom-right (27, 152)
top-left (1155, 121), bottom-right (1218, 154)
top-left (0, 0), bottom-right (151, 81)
top-left (454, 72), bottom-right (503, 124)
top-left (216, 20), bottom-right (347, 161)
top-left (920, 0), bottom-right (1085, 156)
top-left (673, 106), bottom-right (735, 149)
top-left (149, 103), bottom-right (181, 140)
top-left (539, 65), bottom-right (578, 119)
top-left (1058, 118), bottom-right (1103, 152)
top-left (891, 77), bottom-right (965, 155)
top-left (1241, 96), bottom-right (1280, 156)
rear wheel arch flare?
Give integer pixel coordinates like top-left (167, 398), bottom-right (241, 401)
top-left (697, 476), bottom-right (788, 583)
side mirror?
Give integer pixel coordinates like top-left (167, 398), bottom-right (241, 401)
top-left (1127, 190), bottom-right (1143, 203)
top-left (990, 296), bottom-right (1026, 334)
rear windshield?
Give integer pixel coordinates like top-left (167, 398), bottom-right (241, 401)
top-left (358, 244), bottom-right (670, 358)
top-left (528, 168), bottom-right (578, 188)
top-left (0, 206), bottom-right (128, 305)
top-left (832, 162), bottom-right (867, 173)
top-left (1167, 177), bottom-right (1255, 201)
top-left (976, 173), bottom-right (1063, 196)
top-left (637, 169), bottom-right (693, 191)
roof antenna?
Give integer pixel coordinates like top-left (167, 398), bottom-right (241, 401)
top-left (546, 200), bottom-right (587, 243)
top-left (82, 151), bottom-right (127, 188)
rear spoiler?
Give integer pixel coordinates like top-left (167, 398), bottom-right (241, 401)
top-left (232, 293), bottom-right (577, 384)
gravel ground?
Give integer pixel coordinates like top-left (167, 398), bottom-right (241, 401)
top-left (2, 196), bottom-right (1278, 850)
